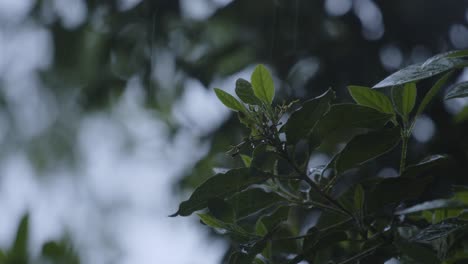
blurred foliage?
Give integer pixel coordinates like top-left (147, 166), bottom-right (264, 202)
top-left (0, 214), bottom-right (80, 264)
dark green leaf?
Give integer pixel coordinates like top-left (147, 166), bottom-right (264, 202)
top-left (198, 213), bottom-right (255, 240)
top-left (395, 199), bottom-right (465, 216)
top-left (354, 184), bottom-right (365, 214)
top-left (41, 240), bottom-right (80, 264)
top-left (445, 81), bottom-right (468, 100)
top-left (334, 127), bottom-right (401, 174)
top-left (251, 64), bottom-right (275, 104)
top-left (171, 168), bottom-right (271, 217)
top-left (257, 206), bottom-right (290, 231)
top-left (369, 176), bottom-right (433, 211)
top-left (392, 82), bottom-right (417, 119)
top-left (228, 188), bottom-right (286, 220)
top-left (255, 219), bottom-right (268, 236)
top-left (236, 78), bottom-right (262, 105)
top-left (302, 227), bottom-right (319, 251)
top-left (10, 214), bottom-right (29, 261)
top-left (251, 144), bottom-right (280, 173)
top-left (208, 198), bottom-right (236, 223)
top-left (395, 240), bottom-right (439, 264)
top-left (228, 251), bottom-right (256, 264)
top-left (401, 155), bottom-right (448, 178)
top-left (373, 56), bottom-right (466, 88)
top-left (314, 104), bottom-right (394, 139)
top-left (284, 88), bottom-right (335, 143)
top-left (416, 71), bottom-right (453, 116)
top-left (214, 88), bottom-right (247, 112)
top-left (348, 86), bottom-right (394, 114)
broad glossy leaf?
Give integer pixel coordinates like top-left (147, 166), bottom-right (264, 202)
top-left (208, 198), bottom-right (236, 223)
top-left (227, 188), bottom-right (286, 220)
top-left (171, 168), bottom-right (271, 216)
top-left (214, 88), bottom-right (246, 112)
top-left (416, 71), bottom-right (453, 116)
top-left (373, 55), bottom-right (466, 88)
top-left (422, 49), bottom-right (468, 66)
top-left (314, 104), bottom-right (394, 139)
top-left (392, 82), bottom-right (417, 119)
top-left (251, 64), bottom-right (275, 104)
top-left (369, 176), bottom-right (433, 211)
top-left (395, 199), bottom-right (465, 215)
top-left (284, 88), bottom-right (335, 143)
top-left (348, 86), bottom-right (394, 114)
top-left (395, 240), bottom-right (439, 264)
top-left (445, 81), bottom-right (468, 100)
top-left (235, 78), bottom-right (261, 105)
top-left (401, 155), bottom-right (448, 178)
top-left (334, 127), bottom-right (400, 174)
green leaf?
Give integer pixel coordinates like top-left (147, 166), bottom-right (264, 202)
top-left (348, 86), bottom-right (394, 114)
top-left (454, 105), bottom-right (468, 123)
top-left (227, 188), bottom-right (286, 220)
top-left (334, 127), bottom-right (401, 174)
top-left (445, 81), bottom-right (468, 100)
top-left (208, 198), bottom-right (236, 223)
top-left (235, 78), bottom-right (261, 105)
top-left (314, 104), bottom-right (394, 139)
top-left (373, 54), bottom-right (466, 88)
top-left (284, 88), bottom-right (335, 143)
top-left (214, 88), bottom-right (246, 112)
top-left (354, 184), bottom-right (365, 215)
top-left (171, 168), bottom-right (271, 217)
top-left (423, 49), bottom-right (468, 65)
top-left (368, 156), bottom-right (448, 210)
top-left (198, 213), bottom-right (255, 241)
top-left (416, 71), bottom-right (453, 116)
top-left (257, 206), bottom-right (290, 231)
top-left (251, 64), bottom-right (275, 104)
top-left (10, 214), bottom-right (29, 262)
top-left (395, 240), bottom-right (440, 264)
top-left (41, 240), bottom-right (80, 264)
top-left (255, 219), bottom-right (268, 236)
top-left (453, 185), bottom-right (468, 204)
top-left (228, 252), bottom-right (254, 264)
top-left (395, 199), bottom-right (466, 216)
top-left (401, 154), bottom-right (448, 178)
top-left (391, 82), bottom-right (417, 119)
top-left (240, 154), bottom-right (252, 167)
top-left (369, 176), bottom-right (433, 211)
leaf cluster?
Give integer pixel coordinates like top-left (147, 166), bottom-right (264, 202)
top-left (173, 52), bottom-right (468, 264)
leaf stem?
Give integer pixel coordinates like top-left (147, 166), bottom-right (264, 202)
top-left (399, 129), bottom-right (409, 174)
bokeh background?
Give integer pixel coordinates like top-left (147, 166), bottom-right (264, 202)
top-left (0, 0), bottom-right (467, 263)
